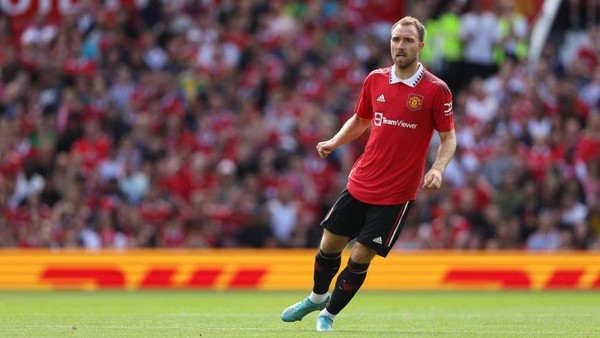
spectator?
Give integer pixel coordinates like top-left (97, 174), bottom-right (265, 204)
top-left (8, 160), bottom-right (45, 209)
top-left (266, 185), bottom-right (300, 247)
top-left (487, 216), bottom-right (521, 249)
top-left (578, 68), bottom-right (600, 110)
top-left (118, 160), bottom-right (150, 205)
top-left (560, 191), bottom-right (589, 248)
top-left (460, 0), bottom-right (501, 82)
top-left (20, 15), bottom-right (57, 47)
top-left (464, 76), bottom-right (500, 125)
top-left (526, 209), bottom-right (561, 251)
top-left (494, 0), bottom-right (529, 63)
top-left (589, 192), bottom-right (600, 244)
top-left (420, 197), bottom-right (471, 249)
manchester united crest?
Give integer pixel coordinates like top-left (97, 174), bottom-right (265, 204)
top-left (406, 93), bottom-right (424, 111)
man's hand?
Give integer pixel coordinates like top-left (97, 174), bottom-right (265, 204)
top-left (316, 141), bottom-right (335, 158)
top-left (422, 167), bottom-right (443, 190)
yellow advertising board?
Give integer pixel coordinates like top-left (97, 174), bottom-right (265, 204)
top-left (1, 249), bottom-right (599, 290)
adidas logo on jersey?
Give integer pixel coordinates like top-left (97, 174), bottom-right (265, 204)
top-left (377, 94), bottom-right (385, 102)
top-left (372, 236), bottom-right (383, 244)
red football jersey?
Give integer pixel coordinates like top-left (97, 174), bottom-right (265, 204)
top-left (347, 64), bottom-right (454, 205)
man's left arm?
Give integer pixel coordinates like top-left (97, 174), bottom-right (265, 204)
top-left (422, 129), bottom-right (457, 190)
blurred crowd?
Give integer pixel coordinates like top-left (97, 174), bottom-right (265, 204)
top-left (0, 0), bottom-right (599, 251)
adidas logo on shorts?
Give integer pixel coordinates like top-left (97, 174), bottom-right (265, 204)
top-left (372, 237), bottom-right (383, 244)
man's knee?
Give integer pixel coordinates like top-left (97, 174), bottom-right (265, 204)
top-left (349, 242), bottom-right (377, 264)
top-left (320, 229), bottom-right (349, 254)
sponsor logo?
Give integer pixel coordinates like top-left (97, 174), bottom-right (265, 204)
top-left (443, 268), bottom-right (595, 289)
top-left (373, 112), bottom-right (417, 129)
top-left (374, 112), bottom-right (383, 126)
top-left (406, 93), bottom-right (424, 111)
top-left (444, 102), bottom-right (453, 116)
top-left (377, 94), bottom-right (385, 102)
top-left (372, 237), bottom-right (383, 244)
top-left (40, 267), bottom-right (267, 289)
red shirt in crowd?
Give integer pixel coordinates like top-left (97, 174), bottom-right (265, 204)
top-left (347, 64), bottom-right (455, 205)
top-left (71, 134), bottom-right (111, 172)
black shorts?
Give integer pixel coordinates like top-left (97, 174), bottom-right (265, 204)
top-left (320, 189), bottom-right (413, 257)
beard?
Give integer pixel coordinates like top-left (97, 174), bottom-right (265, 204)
top-left (394, 54), bottom-right (418, 69)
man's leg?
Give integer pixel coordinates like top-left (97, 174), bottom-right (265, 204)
top-left (312, 230), bottom-right (349, 295)
top-left (281, 230), bottom-right (349, 322)
top-left (316, 242), bottom-right (376, 331)
top-left (315, 200), bottom-right (412, 331)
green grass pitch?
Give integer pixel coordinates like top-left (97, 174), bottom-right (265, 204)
top-left (1, 291), bottom-right (599, 337)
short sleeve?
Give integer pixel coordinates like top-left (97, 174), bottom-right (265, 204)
top-left (354, 74), bottom-right (373, 119)
top-left (433, 83), bottom-right (454, 132)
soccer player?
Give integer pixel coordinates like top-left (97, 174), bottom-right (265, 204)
top-left (281, 16), bottom-right (457, 331)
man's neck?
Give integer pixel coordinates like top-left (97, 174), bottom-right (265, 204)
top-left (394, 62), bottom-right (420, 80)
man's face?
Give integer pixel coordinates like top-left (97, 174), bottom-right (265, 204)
top-left (390, 24), bottom-right (424, 69)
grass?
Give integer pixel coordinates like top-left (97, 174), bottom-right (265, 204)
top-left (0, 291), bottom-right (599, 337)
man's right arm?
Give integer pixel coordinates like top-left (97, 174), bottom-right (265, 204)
top-left (316, 114), bottom-right (371, 159)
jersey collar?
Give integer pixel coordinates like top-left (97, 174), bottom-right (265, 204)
top-left (389, 63), bottom-right (425, 87)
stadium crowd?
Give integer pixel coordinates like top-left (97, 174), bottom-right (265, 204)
top-left (0, 0), bottom-right (599, 251)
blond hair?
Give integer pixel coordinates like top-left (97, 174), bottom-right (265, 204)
top-left (391, 16), bottom-right (426, 42)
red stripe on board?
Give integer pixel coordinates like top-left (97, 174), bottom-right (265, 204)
top-left (228, 269), bottom-right (267, 289)
top-left (187, 268), bottom-right (221, 288)
top-left (41, 268), bottom-right (125, 288)
top-left (443, 269), bottom-right (531, 289)
top-left (544, 270), bottom-right (584, 289)
top-left (592, 274), bottom-right (600, 289)
top-left (140, 268), bottom-right (177, 288)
